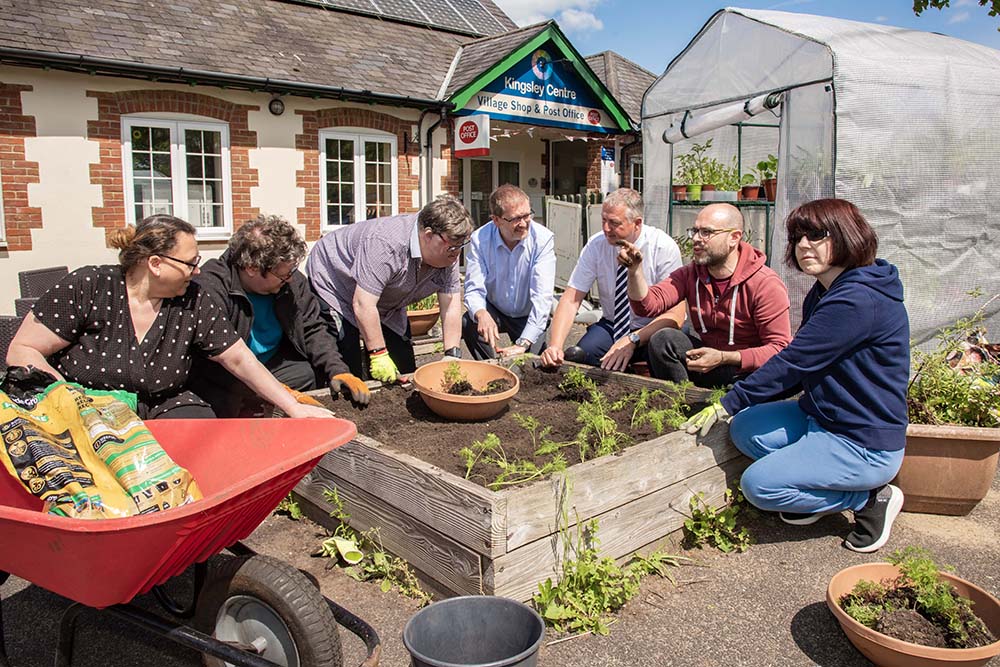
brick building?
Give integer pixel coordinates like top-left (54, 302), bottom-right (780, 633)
top-left (0, 0), bottom-right (653, 310)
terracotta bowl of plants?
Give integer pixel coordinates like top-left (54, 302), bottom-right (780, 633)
top-left (407, 306), bottom-right (440, 337)
top-left (412, 360), bottom-right (519, 422)
top-left (826, 563), bottom-right (1000, 667)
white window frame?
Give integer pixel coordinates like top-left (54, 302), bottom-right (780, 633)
top-left (121, 116), bottom-right (233, 239)
top-left (319, 129), bottom-right (398, 229)
top-left (630, 155), bottom-right (644, 194)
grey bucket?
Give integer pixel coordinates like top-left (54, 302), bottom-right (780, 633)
top-left (402, 596), bottom-right (545, 667)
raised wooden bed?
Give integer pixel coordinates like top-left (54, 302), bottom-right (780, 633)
top-left (295, 364), bottom-right (747, 601)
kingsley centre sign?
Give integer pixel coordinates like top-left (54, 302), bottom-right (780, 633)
top-left (460, 47), bottom-right (618, 133)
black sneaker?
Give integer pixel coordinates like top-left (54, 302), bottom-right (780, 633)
top-left (779, 511), bottom-right (828, 526)
top-left (843, 484), bottom-right (904, 553)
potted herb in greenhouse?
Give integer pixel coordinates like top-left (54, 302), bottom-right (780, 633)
top-left (899, 293), bottom-right (1000, 515)
top-left (675, 139), bottom-right (712, 201)
top-left (754, 154), bottom-right (778, 201)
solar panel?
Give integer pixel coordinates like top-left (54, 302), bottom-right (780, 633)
top-left (282, 0), bottom-right (506, 37)
top-left (371, 0), bottom-right (428, 25)
top-left (412, 0), bottom-right (477, 34)
top-left (446, 0), bottom-right (506, 34)
top-left (321, 0), bottom-right (378, 11)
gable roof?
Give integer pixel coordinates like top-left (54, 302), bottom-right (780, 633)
top-left (443, 22), bottom-right (553, 99)
top-left (444, 21), bottom-right (635, 132)
top-left (584, 51), bottom-right (656, 124)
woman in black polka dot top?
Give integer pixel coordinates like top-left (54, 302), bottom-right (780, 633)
top-left (6, 214), bottom-right (335, 420)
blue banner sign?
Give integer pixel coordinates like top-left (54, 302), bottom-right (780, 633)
top-left (458, 43), bottom-right (617, 133)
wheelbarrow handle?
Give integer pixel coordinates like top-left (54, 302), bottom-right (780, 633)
top-left (326, 597), bottom-right (381, 667)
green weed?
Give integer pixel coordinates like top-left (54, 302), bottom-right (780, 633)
top-left (682, 488), bottom-right (752, 553)
top-left (320, 488), bottom-right (431, 605)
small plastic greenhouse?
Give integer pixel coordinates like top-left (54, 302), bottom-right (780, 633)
top-left (642, 7), bottom-right (1000, 341)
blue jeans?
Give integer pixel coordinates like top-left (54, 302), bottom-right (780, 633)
top-left (729, 401), bottom-right (905, 514)
top-left (572, 318), bottom-right (649, 367)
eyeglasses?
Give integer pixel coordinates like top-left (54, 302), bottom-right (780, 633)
top-left (158, 253), bottom-right (202, 272)
top-left (686, 227), bottom-right (739, 240)
top-left (267, 267), bottom-right (296, 284)
top-left (790, 229), bottom-right (831, 243)
top-left (438, 233), bottom-right (472, 253)
top-left (500, 210), bottom-right (535, 225)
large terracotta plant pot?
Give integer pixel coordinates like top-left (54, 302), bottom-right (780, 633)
top-left (827, 562), bottom-right (1000, 667)
top-left (412, 360), bottom-right (519, 421)
top-left (893, 423), bottom-right (1000, 515)
top-left (407, 307), bottom-right (440, 337)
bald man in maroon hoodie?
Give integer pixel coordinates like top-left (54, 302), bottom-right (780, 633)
top-left (619, 203), bottom-right (791, 388)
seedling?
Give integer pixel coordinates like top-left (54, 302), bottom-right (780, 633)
top-left (274, 493), bottom-right (303, 520)
top-left (576, 390), bottom-right (631, 460)
top-left (533, 478), bottom-right (688, 635)
top-left (407, 293), bottom-right (438, 311)
top-left (682, 487), bottom-right (752, 553)
top-left (558, 367), bottom-right (598, 401)
top-left (839, 547), bottom-right (996, 649)
top-left (321, 487), bottom-right (431, 605)
top-left (612, 384), bottom-right (691, 434)
top-left (460, 432), bottom-right (567, 490)
top-left (440, 360), bottom-right (471, 393)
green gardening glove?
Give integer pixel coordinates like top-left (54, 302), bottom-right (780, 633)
top-left (368, 350), bottom-right (400, 384)
top-left (680, 402), bottom-right (730, 437)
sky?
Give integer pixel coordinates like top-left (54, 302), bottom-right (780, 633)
top-left (491, 0), bottom-right (1000, 73)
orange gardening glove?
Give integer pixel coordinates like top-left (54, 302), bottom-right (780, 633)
top-left (282, 383), bottom-right (325, 407)
top-left (330, 373), bottom-right (371, 406)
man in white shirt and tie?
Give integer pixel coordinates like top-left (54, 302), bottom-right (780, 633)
top-left (463, 184), bottom-right (556, 358)
top-left (540, 188), bottom-right (686, 371)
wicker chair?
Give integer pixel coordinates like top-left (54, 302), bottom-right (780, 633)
top-left (17, 266), bottom-right (68, 299)
top-left (0, 315), bottom-right (22, 373)
top-left (14, 298), bottom-right (36, 318)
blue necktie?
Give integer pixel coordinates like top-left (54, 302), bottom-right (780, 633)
top-left (613, 264), bottom-right (630, 341)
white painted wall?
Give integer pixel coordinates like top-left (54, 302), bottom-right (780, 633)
top-left (0, 66), bottom-right (424, 313)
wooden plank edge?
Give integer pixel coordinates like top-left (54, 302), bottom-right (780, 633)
top-left (296, 467), bottom-right (485, 597)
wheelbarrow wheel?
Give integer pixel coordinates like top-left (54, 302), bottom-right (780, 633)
top-left (194, 554), bottom-right (343, 667)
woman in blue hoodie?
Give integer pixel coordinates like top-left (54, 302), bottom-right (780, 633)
top-left (683, 199), bottom-right (909, 553)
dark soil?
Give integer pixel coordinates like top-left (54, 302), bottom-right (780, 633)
top-left (444, 378), bottom-right (513, 396)
top-left (320, 364), bottom-right (698, 488)
top-left (876, 609), bottom-right (948, 647)
top-left (840, 581), bottom-right (997, 649)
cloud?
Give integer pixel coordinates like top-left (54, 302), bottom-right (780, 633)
top-left (954, 0), bottom-right (974, 6)
top-left (874, 15), bottom-right (888, 22)
top-left (493, 0), bottom-right (602, 31)
top-left (948, 10), bottom-right (971, 23)
top-left (559, 7), bottom-right (603, 32)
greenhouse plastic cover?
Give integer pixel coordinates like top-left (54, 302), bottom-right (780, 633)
top-left (642, 7), bottom-right (1000, 342)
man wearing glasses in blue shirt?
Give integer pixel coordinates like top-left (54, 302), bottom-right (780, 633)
top-left (463, 184), bottom-right (556, 359)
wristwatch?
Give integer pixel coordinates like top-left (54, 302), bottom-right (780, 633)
top-left (515, 338), bottom-right (532, 348)
top-left (628, 332), bottom-right (641, 345)
top-left (444, 346), bottom-right (462, 358)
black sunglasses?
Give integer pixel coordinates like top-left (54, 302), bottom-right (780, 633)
top-left (790, 229), bottom-right (831, 243)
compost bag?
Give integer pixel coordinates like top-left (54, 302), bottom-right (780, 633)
top-left (0, 366), bottom-right (202, 519)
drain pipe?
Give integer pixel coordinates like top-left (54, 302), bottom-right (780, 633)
top-left (423, 109), bottom-right (448, 204)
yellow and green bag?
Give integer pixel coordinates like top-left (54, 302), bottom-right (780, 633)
top-left (0, 381), bottom-right (202, 519)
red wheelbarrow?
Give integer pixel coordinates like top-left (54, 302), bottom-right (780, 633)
top-left (0, 418), bottom-right (380, 667)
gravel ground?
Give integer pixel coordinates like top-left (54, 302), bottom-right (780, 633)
top-left (1, 459), bottom-right (996, 667)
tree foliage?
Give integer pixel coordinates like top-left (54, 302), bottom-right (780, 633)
top-left (913, 0), bottom-right (1000, 31)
